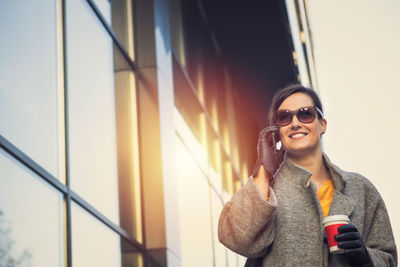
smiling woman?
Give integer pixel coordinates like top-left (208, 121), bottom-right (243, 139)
top-left (218, 84), bottom-right (397, 266)
top-left (275, 92), bottom-right (326, 167)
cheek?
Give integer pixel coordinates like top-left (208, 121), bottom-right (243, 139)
top-left (278, 129), bottom-right (290, 147)
top-left (308, 126), bottom-right (322, 143)
top-left (310, 124), bottom-right (322, 137)
top-left (278, 129), bottom-right (286, 142)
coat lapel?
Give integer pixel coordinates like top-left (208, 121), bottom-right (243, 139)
top-left (281, 152), bottom-right (356, 217)
top-left (328, 190), bottom-right (355, 217)
top-left (321, 153), bottom-right (356, 217)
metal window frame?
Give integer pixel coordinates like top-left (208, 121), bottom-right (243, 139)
top-left (0, 0), bottom-right (161, 265)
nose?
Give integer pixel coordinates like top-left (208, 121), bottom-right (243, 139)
top-left (290, 114), bottom-right (302, 129)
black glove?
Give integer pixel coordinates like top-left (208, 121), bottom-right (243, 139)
top-left (251, 126), bottom-right (284, 179)
top-left (335, 224), bottom-right (372, 266)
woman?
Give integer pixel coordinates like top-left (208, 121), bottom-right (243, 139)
top-left (218, 85), bottom-right (397, 266)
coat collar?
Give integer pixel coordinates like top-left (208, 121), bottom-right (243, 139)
top-left (277, 152), bottom-right (355, 217)
top-left (276, 152), bottom-right (312, 188)
top-left (321, 153), bottom-right (356, 217)
top-left (278, 152), bottom-right (346, 189)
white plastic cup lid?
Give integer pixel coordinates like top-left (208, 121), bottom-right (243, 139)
top-left (323, 215), bottom-right (350, 226)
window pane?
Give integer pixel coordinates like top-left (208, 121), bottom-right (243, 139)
top-left (114, 66), bottom-right (143, 242)
top-left (169, 0), bottom-right (186, 66)
top-left (110, 0), bottom-right (135, 60)
top-left (0, 149), bottom-right (64, 267)
top-left (72, 203), bottom-right (121, 267)
top-left (0, 1), bottom-right (63, 180)
top-left (175, 134), bottom-right (214, 267)
top-left (121, 238), bottom-right (144, 267)
top-left (66, 0), bottom-right (120, 223)
top-left (210, 188), bottom-right (227, 267)
top-left (91, 0), bottom-right (135, 60)
top-left (93, 0), bottom-right (112, 24)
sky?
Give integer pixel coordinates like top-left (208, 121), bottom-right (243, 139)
top-left (307, 0), bottom-right (400, 254)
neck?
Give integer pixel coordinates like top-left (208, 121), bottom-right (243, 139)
top-left (287, 146), bottom-right (331, 189)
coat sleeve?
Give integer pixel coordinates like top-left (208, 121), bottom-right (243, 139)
top-left (364, 195), bottom-right (398, 266)
top-left (217, 176), bottom-right (277, 258)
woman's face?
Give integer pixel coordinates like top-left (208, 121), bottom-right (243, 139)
top-left (277, 92), bottom-right (327, 158)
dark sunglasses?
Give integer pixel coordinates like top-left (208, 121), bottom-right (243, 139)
top-left (275, 106), bottom-right (324, 127)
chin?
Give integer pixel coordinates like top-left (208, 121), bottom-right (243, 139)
top-left (284, 144), bottom-right (319, 158)
top-left (285, 149), bottom-right (309, 158)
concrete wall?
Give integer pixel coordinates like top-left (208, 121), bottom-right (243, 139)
top-left (307, 0), bottom-right (400, 255)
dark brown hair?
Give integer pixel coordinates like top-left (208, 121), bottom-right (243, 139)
top-left (267, 84), bottom-right (324, 126)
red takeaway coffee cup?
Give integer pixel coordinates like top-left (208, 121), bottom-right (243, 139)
top-left (323, 215), bottom-right (350, 254)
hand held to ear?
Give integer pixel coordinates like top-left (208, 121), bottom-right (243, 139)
top-left (251, 126), bottom-right (284, 179)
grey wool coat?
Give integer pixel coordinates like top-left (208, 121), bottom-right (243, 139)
top-left (218, 152), bottom-right (397, 266)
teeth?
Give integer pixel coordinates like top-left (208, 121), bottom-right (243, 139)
top-left (291, 133), bottom-right (306, 138)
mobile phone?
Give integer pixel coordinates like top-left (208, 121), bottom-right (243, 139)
top-left (262, 126), bottom-right (281, 156)
top-left (271, 131), bottom-right (278, 155)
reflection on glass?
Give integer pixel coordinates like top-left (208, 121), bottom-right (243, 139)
top-left (66, 0), bottom-right (120, 224)
top-left (91, 0), bottom-right (135, 60)
top-left (114, 48), bottom-right (143, 242)
top-left (224, 160), bottom-right (234, 195)
top-left (110, 0), bottom-right (135, 60)
top-left (0, 211), bottom-right (32, 266)
top-left (0, 149), bottom-right (64, 267)
top-left (175, 135), bottom-right (214, 267)
top-left (285, 0), bottom-right (311, 86)
top-left (72, 203), bottom-right (121, 267)
top-left (0, 0), bottom-right (63, 180)
top-left (121, 238), bottom-right (143, 267)
top-left (227, 250), bottom-right (239, 267)
top-left (210, 189), bottom-right (227, 267)
top-left (93, 0), bottom-right (112, 24)
top-left (169, 0), bottom-right (186, 66)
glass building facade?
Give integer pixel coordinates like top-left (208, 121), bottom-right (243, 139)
top-left (0, 0), bottom-right (316, 266)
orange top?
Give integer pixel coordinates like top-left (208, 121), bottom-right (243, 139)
top-left (317, 179), bottom-right (335, 217)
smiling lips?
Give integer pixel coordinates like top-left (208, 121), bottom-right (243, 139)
top-left (289, 132), bottom-right (308, 139)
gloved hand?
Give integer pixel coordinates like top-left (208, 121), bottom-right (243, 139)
top-left (335, 224), bottom-right (373, 266)
top-left (251, 126), bottom-right (284, 179)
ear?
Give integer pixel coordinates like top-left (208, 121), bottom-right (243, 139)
top-left (320, 118), bottom-right (327, 135)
